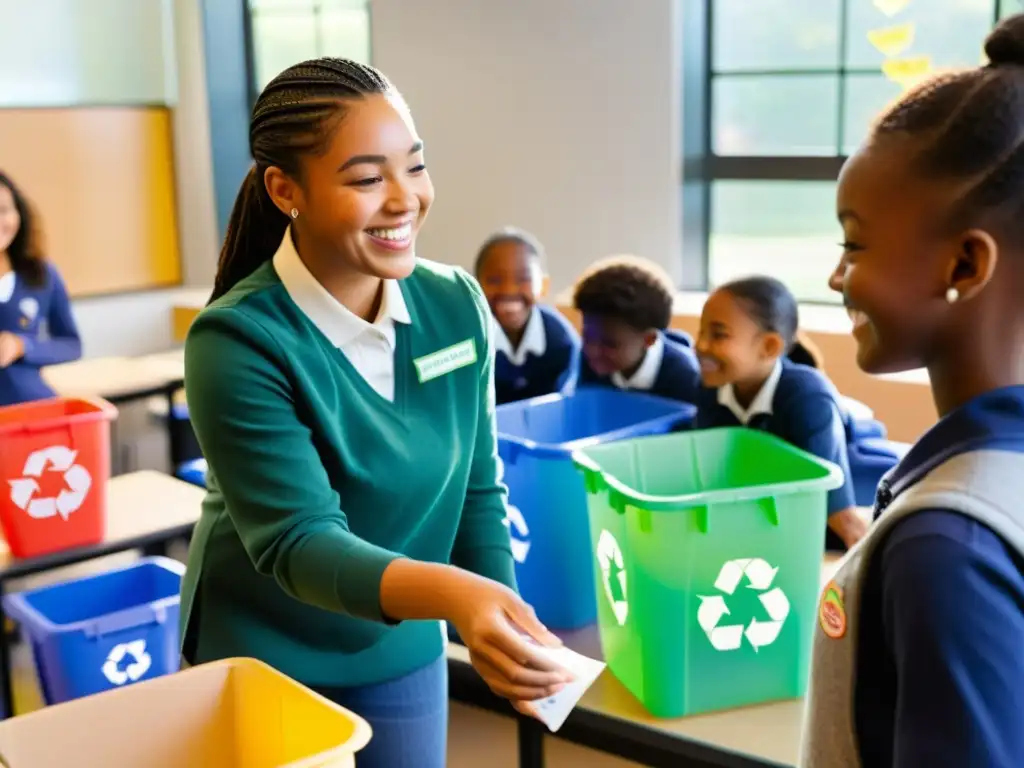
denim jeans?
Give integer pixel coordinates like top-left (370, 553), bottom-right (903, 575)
top-left (314, 655), bottom-right (449, 768)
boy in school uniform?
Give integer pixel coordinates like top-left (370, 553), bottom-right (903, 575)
top-left (474, 227), bottom-right (580, 405)
top-left (694, 276), bottom-right (868, 551)
top-left (571, 256), bottom-right (701, 403)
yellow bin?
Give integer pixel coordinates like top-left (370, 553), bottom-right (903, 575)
top-left (0, 658), bottom-right (372, 767)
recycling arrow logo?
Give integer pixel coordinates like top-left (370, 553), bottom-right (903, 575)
top-left (697, 558), bottom-right (790, 653)
top-left (101, 640), bottom-right (152, 686)
top-left (8, 446), bottom-right (92, 521)
top-left (497, 458), bottom-right (530, 563)
top-left (504, 504), bottom-right (531, 563)
top-left (596, 529), bottom-right (628, 626)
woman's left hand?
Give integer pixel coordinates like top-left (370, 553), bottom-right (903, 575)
top-left (0, 332), bottom-right (24, 367)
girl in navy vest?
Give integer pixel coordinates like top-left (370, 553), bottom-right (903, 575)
top-left (474, 227), bottom-right (580, 404)
top-left (572, 256), bottom-right (700, 402)
top-left (0, 172), bottom-right (81, 407)
top-left (694, 277), bottom-right (867, 552)
top-left (801, 15), bottom-right (1024, 767)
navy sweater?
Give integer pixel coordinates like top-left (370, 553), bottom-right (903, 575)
top-left (695, 360), bottom-right (856, 549)
top-left (851, 387), bottom-right (1024, 767)
top-left (0, 264), bottom-right (82, 407)
top-left (576, 329), bottom-right (701, 404)
top-left (494, 305), bottom-right (580, 405)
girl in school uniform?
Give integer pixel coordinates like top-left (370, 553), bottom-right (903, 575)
top-left (694, 276), bottom-right (868, 551)
top-left (473, 227), bottom-right (580, 404)
top-left (801, 15), bottom-right (1024, 767)
top-left (0, 172), bottom-right (81, 407)
top-left (182, 59), bottom-right (569, 768)
top-left (572, 256), bottom-right (701, 403)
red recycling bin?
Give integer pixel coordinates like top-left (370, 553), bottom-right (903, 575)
top-left (0, 397), bottom-right (117, 558)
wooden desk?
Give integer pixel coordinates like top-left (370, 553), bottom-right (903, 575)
top-left (447, 553), bottom-right (844, 768)
top-left (0, 471), bottom-right (202, 719)
top-left (172, 291), bottom-right (208, 343)
top-left (43, 352), bottom-right (184, 403)
top-left (43, 352), bottom-right (188, 464)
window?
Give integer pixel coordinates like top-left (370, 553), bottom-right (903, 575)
top-left (694, 0), bottom-right (1013, 304)
top-left (245, 0), bottom-right (371, 102)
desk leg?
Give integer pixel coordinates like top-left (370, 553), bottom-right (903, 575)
top-left (0, 580), bottom-right (14, 720)
top-left (142, 541), bottom-right (168, 558)
top-left (165, 385), bottom-right (184, 470)
top-left (517, 717), bottom-right (545, 768)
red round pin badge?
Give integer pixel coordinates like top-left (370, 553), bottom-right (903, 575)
top-left (819, 580), bottom-right (847, 639)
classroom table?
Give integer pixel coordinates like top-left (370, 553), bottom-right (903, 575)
top-left (446, 554), bottom-right (843, 768)
top-left (0, 471), bottom-right (202, 720)
top-left (43, 351), bottom-right (188, 466)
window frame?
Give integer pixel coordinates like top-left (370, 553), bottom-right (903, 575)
top-left (685, 0), bottom-right (1011, 305)
top-left (240, 0), bottom-right (374, 112)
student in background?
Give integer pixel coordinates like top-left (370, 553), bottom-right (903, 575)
top-left (694, 276), bottom-right (867, 551)
top-left (183, 59), bottom-right (568, 768)
top-left (801, 15), bottom-right (1024, 767)
top-left (572, 256), bottom-right (700, 403)
top-left (474, 227), bottom-right (579, 404)
top-left (0, 171), bottom-right (81, 407)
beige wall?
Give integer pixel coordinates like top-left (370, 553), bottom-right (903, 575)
top-left (70, 0), bottom-right (218, 358)
top-left (371, 0), bottom-right (684, 292)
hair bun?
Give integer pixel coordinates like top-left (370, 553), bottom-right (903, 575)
top-left (985, 13), bottom-right (1024, 68)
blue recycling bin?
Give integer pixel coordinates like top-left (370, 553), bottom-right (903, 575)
top-left (4, 557), bottom-right (184, 705)
top-left (496, 388), bottom-right (695, 628)
top-left (176, 457), bottom-right (208, 488)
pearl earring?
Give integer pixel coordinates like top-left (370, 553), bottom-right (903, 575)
top-left (290, 208), bottom-right (299, 220)
top-left (945, 286), bottom-right (959, 304)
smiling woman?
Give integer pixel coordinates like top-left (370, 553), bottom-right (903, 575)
top-left (181, 58), bottom-right (570, 768)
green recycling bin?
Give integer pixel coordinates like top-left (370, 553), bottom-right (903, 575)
top-left (572, 427), bottom-right (843, 718)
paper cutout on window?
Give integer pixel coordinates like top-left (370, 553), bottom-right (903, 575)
top-left (867, 23), bottom-right (915, 58)
top-left (873, 0), bottom-right (911, 16)
top-left (881, 56), bottom-right (933, 90)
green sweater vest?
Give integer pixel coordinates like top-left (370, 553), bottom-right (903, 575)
top-left (180, 259), bottom-right (516, 687)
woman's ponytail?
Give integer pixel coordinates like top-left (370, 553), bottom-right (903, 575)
top-left (208, 166), bottom-right (289, 304)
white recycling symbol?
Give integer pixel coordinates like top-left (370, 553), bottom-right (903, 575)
top-left (497, 457), bottom-right (531, 563)
top-left (697, 558), bottom-right (790, 653)
top-left (8, 445), bottom-right (92, 521)
top-left (101, 640), bottom-right (152, 686)
top-left (596, 529), bottom-right (628, 626)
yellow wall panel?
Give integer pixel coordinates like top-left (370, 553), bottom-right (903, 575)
top-left (0, 106), bottom-right (181, 297)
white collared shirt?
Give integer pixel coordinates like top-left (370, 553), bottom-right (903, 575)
top-left (718, 359), bottom-right (783, 425)
top-left (272, 227), bottom-right (411, 401)
top-left (493, 306), bottom-right (546, 367)
top-left (611, 333), bottom-right (665, 391)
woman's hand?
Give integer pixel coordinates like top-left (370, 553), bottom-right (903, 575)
top-left (379, 559), bottom-right (574, 708)
top-left (0, 332), bottom-right (24, 367)
top-left (447, 573), bottom-right (574, 704)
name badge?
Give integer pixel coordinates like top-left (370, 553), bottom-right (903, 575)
top-left (414, 339), bottom-right (477, 383)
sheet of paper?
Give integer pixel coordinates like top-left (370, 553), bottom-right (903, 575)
top-left (526, 644), bottom-right (606, 733)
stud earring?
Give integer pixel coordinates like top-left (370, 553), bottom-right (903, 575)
top-left (290, 208), bottom-right (299, 220)
top-left (945, 286), bottom-right (960, 304)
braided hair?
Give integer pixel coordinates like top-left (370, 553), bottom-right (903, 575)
top-left (209, 58), bottom-right (393, 304)
top-left (871, 14), bottom-right (1024, 243)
